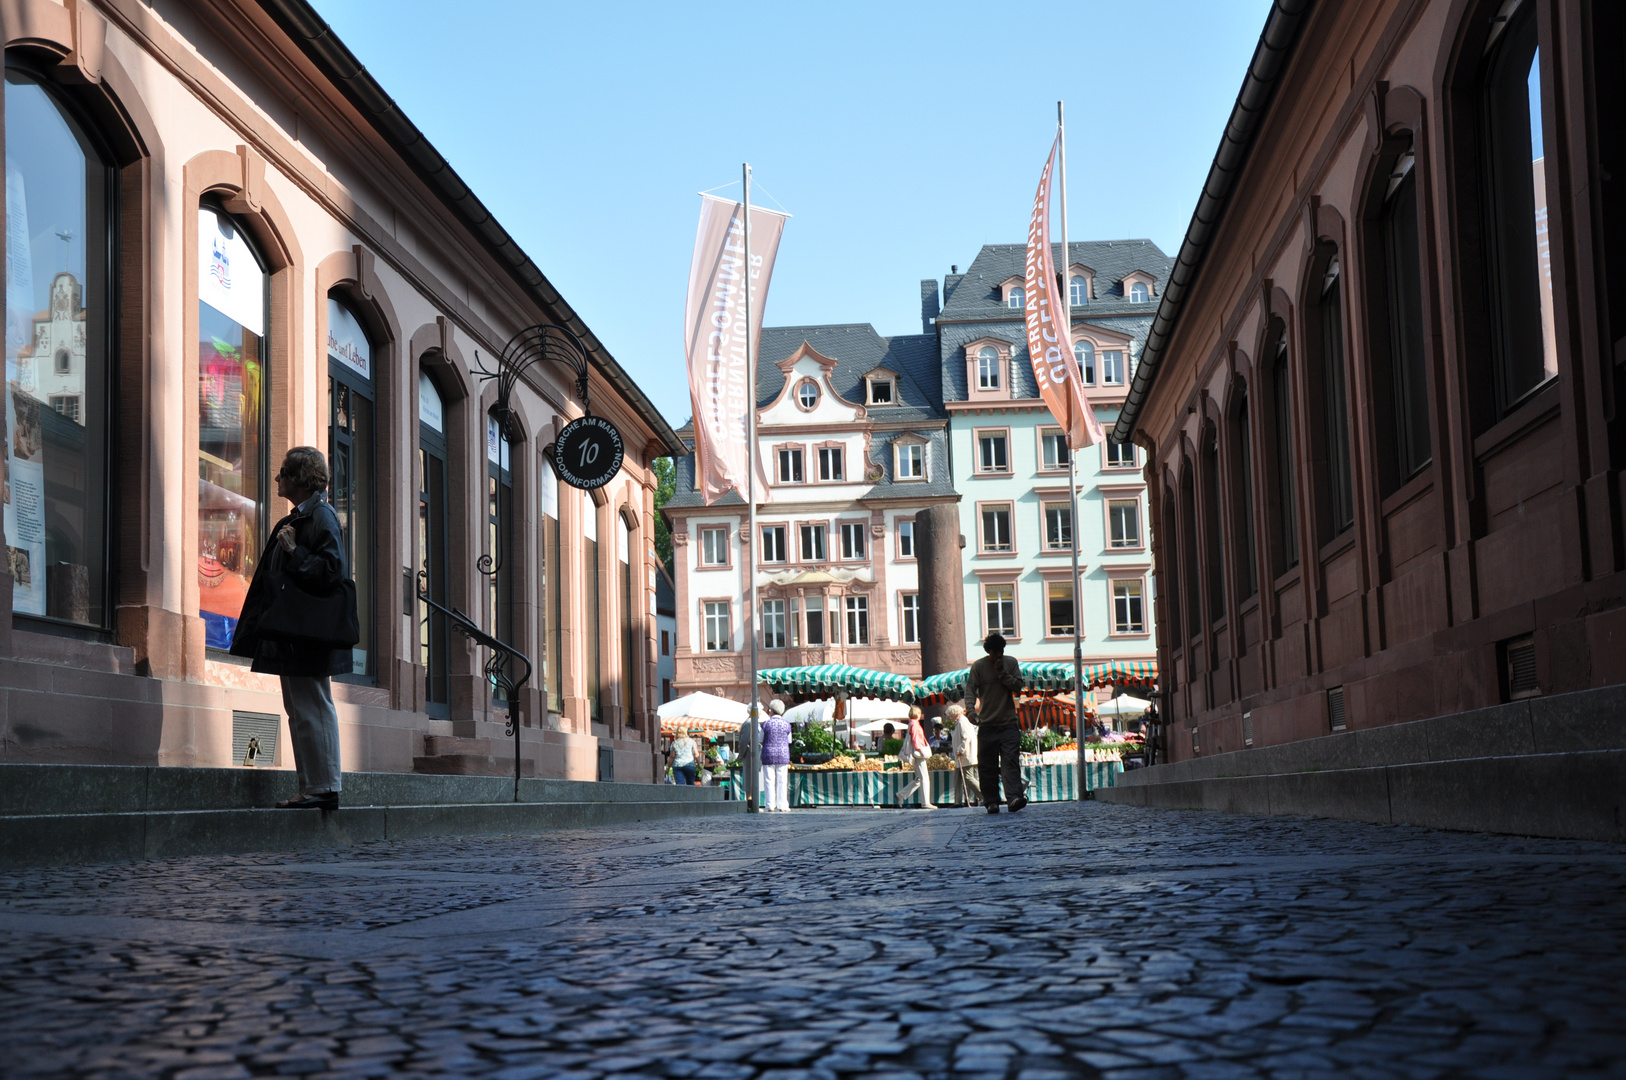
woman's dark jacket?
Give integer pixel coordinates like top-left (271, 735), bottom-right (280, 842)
top-left (229, 493), bottom-right (352, 677)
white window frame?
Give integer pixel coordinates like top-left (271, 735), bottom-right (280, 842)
top-left (1105, 438), bottom-right (1138, 470)
top-left (1109, 499), bottom-right (1142, 549)
top-left (761, 599), bottom-right (786, 649)
top-left (900, 593), bottom-right (921, 644)
top-left (976, 430), bottom-right (1010, 473)
top-left (839, 521), bottom-right (867, 560)
top-left (844, 595), bottom-right (870, 645)
top-left (1130, 282), bottom-right (1150, 303)
top-left (798, 522), bottom-right (827, 562)
top-left (896, 519), bottom-right (915, 559)
top-left (761, 524), bottom-right (788, 563)
top-left (980, 503), bottom-right (1013, 554)
top-left (1046, 579), bottom-right (1076, 638)
top-left (698, 525), bottom-right (729, 567)
top-left (1043, 502), bottom-right (1073, 551)
top-left (797, 380), bottom-right (819, 409)
top-left (817, 446), bottom-right (844, 482)
top-left (977, 347), bottom-right (1001, 390)
top-left (703, 600), bottom-right (732, 651)
top-left (1102, 350), bottom-right (1126, 386)
top-left (983, 583), bottom-right (1016, 636)
top-left (777, 447), bottom-right (805, 484)
top-left (1112, 579), bottom-right (1146, 634)
top-left (867, 377), bottom-right (894, 405)
top-left (1039, 427), bottom-right (1069, 471)
top-left (896, 442), bottom-right (925, 479)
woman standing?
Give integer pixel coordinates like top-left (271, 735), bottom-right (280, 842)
top-left (231, 447), bottom-right (355, 811)
top-left (760, 699), bottom-right (792, 812)
top-left (670, 729), bottom-right (699, 785)
top-left (896, 705), bottom-right (937, 810)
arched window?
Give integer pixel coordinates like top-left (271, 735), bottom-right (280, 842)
top-left (1179, 465), bottom-right (1202, 640)
top-left (1074, 340), bottom-right (1096, 385)
top-left (1313, 254), bottom-right (1355, 539)
top-left (1130, 282), bottom-right (1150, 303)
top-left (328, 298), bottom-right (375, 678)
top-left (1371, 140), bottom-right (1431, 490)
top-left (1479, 0), bottom-right (1555, 420)
top-left (1070, 276), bottom-right (1089, 306)
top-left (1202, 428), bottom-right (1226, 623)
top-left (1162, 489), bottom-right (1182, 647)
top-left (418, 371), bottom-right (450, 718)
top-left (486, 413), bottom-right (514, 704)
top-left (619, 514), bottom-right (636, 725)
top-left (797, 379), bottom-right (819, 409)
top-left (540, 452), bottom-right (563, 715)
top-left (584, 500), bottom-right (602, 722)
top-left (977, 346), bottom-right (1001, 390)
top-left (1231, 384), bottom-right (1258, 599)
top-left (197, 203), bottom-right (268, 650)
top-left (5, 70), bottom-right (114, 627)
top-left (1266, 324), bottom-right (1300, 571)
top-left (1007, 285), bottom-right (1025, 309)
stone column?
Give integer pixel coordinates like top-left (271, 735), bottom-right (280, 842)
top-left (914, 505), bottom-right (967, 684)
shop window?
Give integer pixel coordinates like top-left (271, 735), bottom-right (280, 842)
top-left (197, 203), bottom-right (268, 650)
top-left (3, 71), bottom-right (113, 629)
top-left (329, 298), bottom-right (375, 678)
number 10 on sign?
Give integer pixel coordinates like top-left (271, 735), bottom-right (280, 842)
top-left (553, 415), bottom-right (625, 490)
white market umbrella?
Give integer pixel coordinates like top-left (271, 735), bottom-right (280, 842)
top-left (657, 692), bottom-right (748, 725)
top-left (1100, 694), bottom-right (1151, 718)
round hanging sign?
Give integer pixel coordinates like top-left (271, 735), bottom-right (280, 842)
top-left (553, 415), bottom-right (624, 490)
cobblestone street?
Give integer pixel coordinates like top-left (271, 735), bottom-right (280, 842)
top-left (2, 803), bottom-right (1624, 1079)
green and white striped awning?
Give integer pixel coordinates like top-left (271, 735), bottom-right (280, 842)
top-left (918, 659), bottom-right (1158, 703)
top-left (757, 664), bottom-right (919, 703)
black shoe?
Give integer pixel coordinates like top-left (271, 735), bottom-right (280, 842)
top-left (277, 793), bottom-right (339, 811)
top-left (986, 805), bottom-right (1000, 815)
top-left (1009, 795), bottom-right (1028, 813)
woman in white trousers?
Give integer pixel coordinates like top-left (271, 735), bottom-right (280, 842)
top-left (896, 705), bottom-right (937, 809)
top-left (760, 699), bottom-right (793, 811)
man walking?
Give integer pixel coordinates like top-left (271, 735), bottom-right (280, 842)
top-left (969, 633), bottom-right (1026, 814)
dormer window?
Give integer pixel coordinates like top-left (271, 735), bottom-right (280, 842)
top-left (867, 377), bottom-right (894, 405)
top-left (1007, 285), bottom-right (1025, 309)
top-left (796, 379), bottom-right (819, 409)
top-left (977, 346), bottom-right (1001, 390)
top-left (1075, 340), bottom-right (1096, 385)
top-left (896, 441), bottom-right (925, 480)
top-left (1130, 282), bottom-right (1150, 303)
top-left (1069, 276), bottom-right (1089, 306)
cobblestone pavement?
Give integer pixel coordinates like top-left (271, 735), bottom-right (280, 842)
top-left (3, 803), bottom-right (1625, 1080)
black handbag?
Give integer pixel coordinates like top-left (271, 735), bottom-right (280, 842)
top-left (256, 573), bottom-right (360, 648)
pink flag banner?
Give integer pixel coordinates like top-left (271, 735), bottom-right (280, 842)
top-left (684, 195), bottom-right (788, 505)
top-left (1025, 136), bottom-right (1104, 450)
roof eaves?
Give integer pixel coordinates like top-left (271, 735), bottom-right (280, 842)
top-left (258, 0), bottom-right (685, 458)
top-left (1112, 0), bottom-right (1313, 446)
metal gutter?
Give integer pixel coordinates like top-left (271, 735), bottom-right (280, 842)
top-left (1112, 0), bottom-right (1315, 445)
top-left (257, 0), bottom-right (686, 458)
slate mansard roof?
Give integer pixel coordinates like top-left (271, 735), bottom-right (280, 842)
top-left (664, 322), bottom-right (952, 511)
top-left (935, 240), bottom-right (1172, 403)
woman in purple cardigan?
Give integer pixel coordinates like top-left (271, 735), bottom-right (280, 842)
top-left (760, 699), bottom-right (793, 812)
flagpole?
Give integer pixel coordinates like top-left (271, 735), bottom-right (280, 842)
top-left (1057, 101), bottom-right (1088, 800)
top-left (743, 162), bottom-right (762, 813)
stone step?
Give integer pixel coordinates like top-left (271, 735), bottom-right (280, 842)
top-left (0, 797), bottom-right (745, 868)
top-left (422, 735), bottom-right (494, 757)
top-left (412, 753), bottom-right (535, 778)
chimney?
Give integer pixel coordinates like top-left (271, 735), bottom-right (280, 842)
top-left (920, 279), bottom-right (940, 335)
top-left (943, 266), bottom-right (965, 306)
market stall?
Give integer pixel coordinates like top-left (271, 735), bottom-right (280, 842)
top-left (757, 664), bottom-right (919, 703)
top-left (790, 758), bottom-right (1122, 807)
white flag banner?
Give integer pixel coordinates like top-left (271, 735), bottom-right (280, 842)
top-left (683, 194), bottom-right (787, 505)
top-left (1025, 135), bottom-right (1103, 450)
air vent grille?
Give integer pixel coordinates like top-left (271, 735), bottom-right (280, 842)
top-left (1243, 711), bottom-right (1254, 747)
top-left (1328, 686), bottom-right (1347, 732)
top-left (232, 710), bottom-right (280, 767)
top-left (1508, 636), bottom-right (1538, 698)
top-left (1190, 725), bottom-right (1200, 755)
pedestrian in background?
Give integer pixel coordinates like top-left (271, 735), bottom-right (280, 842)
top-left (970, 633), bottom-right (1026, 814)
top-left (896, 705), bottom-right (937, 810)
top-left (231, 446), bottom-right (356, 812)
top-left (760, 699), bottom-right (792, 812)
top-left (947, 702), bottom-right (980, 808)
top-left (671, 729), bottom-right (699, 785)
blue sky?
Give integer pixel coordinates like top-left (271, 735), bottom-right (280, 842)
top-left (311, 0), bottom-right (1274, 429)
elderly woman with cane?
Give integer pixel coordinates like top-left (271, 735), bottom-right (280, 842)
top-left (895, 705), bottom-right (937, 810)
top-left (231, 446), bottom-right (358, 811)
top-left (947, 702), bottom-right (980, 808)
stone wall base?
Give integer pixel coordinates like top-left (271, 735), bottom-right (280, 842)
top-left (1103, 683), bottom-right (1626, 842)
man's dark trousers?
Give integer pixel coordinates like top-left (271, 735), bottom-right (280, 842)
top-left (977, 723), bottom-right (1024, 807)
